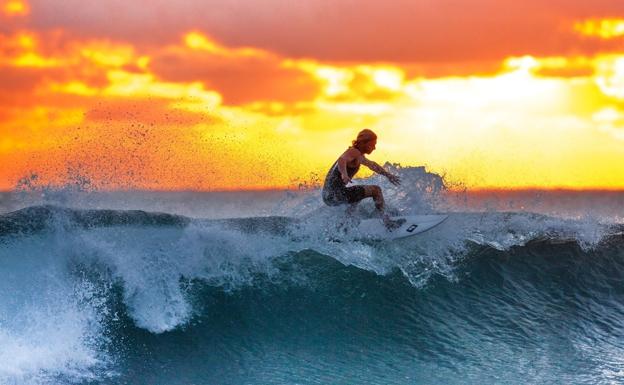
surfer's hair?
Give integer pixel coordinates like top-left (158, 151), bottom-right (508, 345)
top-left (352, 129), bottom-right (377, 149)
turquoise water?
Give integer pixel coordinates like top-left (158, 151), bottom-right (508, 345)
top-left (0, 203), bottom-right (622, 385)
top-left (1, 167), bottom-right (623, 384)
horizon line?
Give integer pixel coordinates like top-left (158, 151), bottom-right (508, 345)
top-left (2, 186), bottom-right (624, 193)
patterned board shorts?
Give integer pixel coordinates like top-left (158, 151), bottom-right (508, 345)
top-left (322, 185), bottom-right (366, 206)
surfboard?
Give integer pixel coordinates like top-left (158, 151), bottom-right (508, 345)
top-left (354, 214), bottom-right (448, 240)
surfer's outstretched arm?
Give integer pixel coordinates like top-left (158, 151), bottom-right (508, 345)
top-left (360, 157), bottom-right (401, 186)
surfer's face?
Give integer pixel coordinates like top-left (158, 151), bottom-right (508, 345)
top-left (362, 139), bottom-right (376, 154)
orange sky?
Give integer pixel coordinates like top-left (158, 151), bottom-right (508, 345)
top-left (1, 0), bottom-right (624, 190)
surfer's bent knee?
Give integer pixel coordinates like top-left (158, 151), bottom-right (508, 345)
top-left (364, 185), bottom-right (382, 197)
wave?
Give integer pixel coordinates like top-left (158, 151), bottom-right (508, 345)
top-left (0, 204), bottom-right (623, 384)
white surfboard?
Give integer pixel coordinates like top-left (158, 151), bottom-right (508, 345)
top-left (355, 214), bottom-right (448, 240)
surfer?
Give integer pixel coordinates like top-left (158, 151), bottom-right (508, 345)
top-left (322, 128), bottom-right (405, 229)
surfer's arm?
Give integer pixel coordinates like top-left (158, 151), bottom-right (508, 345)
top-left (361, 157), bottom-right (401, 186)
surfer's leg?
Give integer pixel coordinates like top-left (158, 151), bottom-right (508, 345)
top-left (362, 185), bottom-right (384, 212)
top-left (344, 186), bottom-right (367, 204)
top-left (322, 189), bottom-right (345, 206)
top-left (338, 186), bottom-right (365, 228)
top-left (363, 185), bottom-right (404, 230)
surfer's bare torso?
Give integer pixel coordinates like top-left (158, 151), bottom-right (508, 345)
top-left (322, 148), bottom-right (366, 206)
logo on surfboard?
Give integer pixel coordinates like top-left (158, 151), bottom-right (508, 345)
top-left (406, 224), bottom-right (418, 232)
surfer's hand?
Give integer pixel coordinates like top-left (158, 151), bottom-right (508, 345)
top-left (342, 174), bottom-right (351, 184)
top-left (387, 174), bottom-right (401, 186)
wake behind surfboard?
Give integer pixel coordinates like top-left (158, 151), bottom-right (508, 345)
top-left (354, 214), bottom-right (448, 240)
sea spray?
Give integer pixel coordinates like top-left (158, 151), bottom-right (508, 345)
top-left (0, 166), bottom-right (622, 384)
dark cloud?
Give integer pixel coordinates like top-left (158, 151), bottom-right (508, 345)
top-left (149, 50), bottom-right (321, 105)
top-left (0, 66), bottom-right (70, 110)
top-left (0, 28), bottom-right (111, 108)
top-left (0, 64), bottom-right (107, 109)
top-left (0, 66), bottom-right (44, 92)
top-left (24, 0), bottom-right (624, 65)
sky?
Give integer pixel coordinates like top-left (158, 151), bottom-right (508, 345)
top-left (1, 0), bottom-right (624, 190)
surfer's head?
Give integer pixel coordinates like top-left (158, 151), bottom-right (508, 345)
top-left (352, 129), bottom-right (377, 154)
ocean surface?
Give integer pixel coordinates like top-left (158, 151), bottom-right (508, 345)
top-left (1, 166), bottom-right (623, 385)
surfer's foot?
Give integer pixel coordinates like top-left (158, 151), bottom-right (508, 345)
top-left (383, 217), bottom-right (406, 231)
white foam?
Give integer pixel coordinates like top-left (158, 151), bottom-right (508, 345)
top-left (0, 165), bottom-right (618, 384)
top-left (0, 235), bottom-right (110, 385)
top-left (75, 223), bottom-right (297, 333)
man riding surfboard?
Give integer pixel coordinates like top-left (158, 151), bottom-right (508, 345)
top-left (322, 129), bottom-right (405, 229)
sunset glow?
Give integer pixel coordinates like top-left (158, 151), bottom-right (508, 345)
top-left (1, 1), bottom-right (624, 190)
top-left (575, 18), bottom-right (624, 39)
top-left (2, 0), bottom-right (29, 16)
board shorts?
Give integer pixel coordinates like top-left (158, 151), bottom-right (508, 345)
top-left (322, 185), bottom-right (366, 206)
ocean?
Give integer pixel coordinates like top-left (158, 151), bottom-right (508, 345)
top-left (1, 167), bottom-right (623, 385)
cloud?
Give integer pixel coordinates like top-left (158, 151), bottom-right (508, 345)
top-left (0, 30), bottom-right (120, 107)
top-left (1, 0), bottom-right (29, 17)
top-left (574, 18), bottom-right (624, 39)
top-left (302, 63), bottom-right (408, 101)
top-left (593, 106), bottom-right (624, 140)
top-left (595, 55), bottom-right (624, 99)
top-left (147, 33), bottom-right (321, 105)
top-left (21, 0), bottom-right (624, 66)
top-left (0, 28), bottom-right (317, 108)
